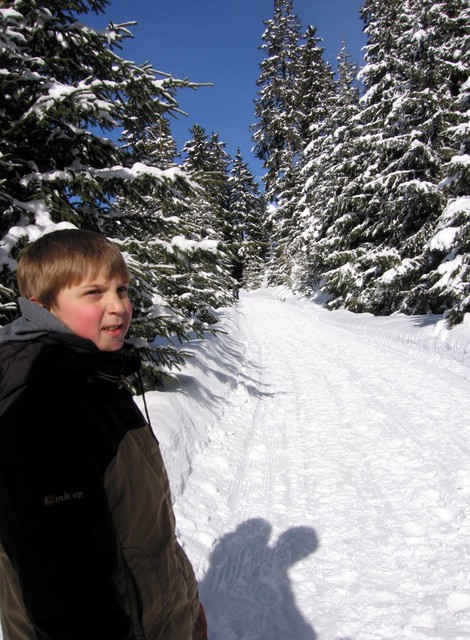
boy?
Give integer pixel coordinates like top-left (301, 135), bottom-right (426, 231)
top-left (0, 229), bottom-right (208, 640)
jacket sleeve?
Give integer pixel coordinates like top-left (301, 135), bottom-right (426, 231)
top-left (0, 383), bottom-right (136, 640)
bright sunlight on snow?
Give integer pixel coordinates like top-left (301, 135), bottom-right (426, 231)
top-left (137, 288), bottom-right (470, 640)
top-left (3, 288), bottom-right (469, 640)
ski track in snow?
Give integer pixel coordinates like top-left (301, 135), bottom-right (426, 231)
top-left (172, 291), bottom-right (470, 640)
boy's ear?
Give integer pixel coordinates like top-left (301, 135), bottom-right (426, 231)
top-left (29, 296), bottom-right (45, 308)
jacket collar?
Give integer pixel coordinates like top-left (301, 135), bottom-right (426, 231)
top-left (0, 298), bottom-right (72, 343)
top-left (0, 298), bottom-right (141, 378)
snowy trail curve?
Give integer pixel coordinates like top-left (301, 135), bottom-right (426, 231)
top-left (171, 291), bottom-right (470, 640)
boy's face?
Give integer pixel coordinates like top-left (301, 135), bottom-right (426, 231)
top-left (48, 272), bottom-right (132, 351)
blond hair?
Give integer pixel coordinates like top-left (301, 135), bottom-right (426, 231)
top-left (17, 229), bottom-right (129, 308)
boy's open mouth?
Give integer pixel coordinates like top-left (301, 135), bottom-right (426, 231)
top-left (103, 324), bottom-right (123, 333)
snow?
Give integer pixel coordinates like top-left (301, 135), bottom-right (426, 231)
top-left (0, 218), bottom-right (76, 268)
top-left (140, 288), bottom-right (470, 640)
top-left (0, 8), bottom-right (23, 19)
top-left (426, 227), bottom-right (459, 252)
top-left (3, 287), bottom-right (470, 639)
top-left (412, 29), bottom-right (427, 43)
top-left (441, 196), bottom-right (470, 221)
top-left (171, 235), bottom-right (219, 253)
top-left (433, 254), bottom-right (464, 289)
top-left (91, 163), bottom-right (198, 187)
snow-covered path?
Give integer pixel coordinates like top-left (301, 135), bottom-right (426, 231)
top-left (160, 290), bottom-right (470, 640)
top-left (1, 290), bottom-right (468, 639)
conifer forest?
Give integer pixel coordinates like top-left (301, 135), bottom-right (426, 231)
top-left (0, 0), bottom-right (469, 384)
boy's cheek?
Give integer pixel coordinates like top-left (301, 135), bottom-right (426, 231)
top-left (65, 309), bottom-right (102, 338)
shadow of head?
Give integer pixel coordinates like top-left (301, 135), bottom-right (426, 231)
top-left (274, 526), bottom-right (319, 566)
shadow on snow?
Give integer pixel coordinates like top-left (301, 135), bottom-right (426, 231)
top-left (199, 517), bottom-right (319, 640)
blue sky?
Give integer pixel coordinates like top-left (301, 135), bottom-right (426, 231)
top-left (87, 1), bottom-right (366, 178)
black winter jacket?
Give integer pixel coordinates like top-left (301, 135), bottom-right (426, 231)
top-left (0, 300), bottom-right (199, 640)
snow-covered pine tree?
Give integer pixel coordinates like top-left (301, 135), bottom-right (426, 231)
top-left (319, 0), bottom-right (469, 319)
top-left (415, 0), bottom-right (470, 324)
top-left (0, 0), bottom-right (235, 384)
top-left (0, 0), bottom-right (195, 309)
top-left (228, 149), bottom-right (268, 290)
top-left (252, 3), bottom-right (335, 289)
top-left (122, 115), bottom-right (180, 172)
top-left (300, 41), bottom-right (363, 298)
top-left (278, 25), bottom-right (335, 292)
top-left (319, 0), bottom-right (432, 313)
top-left (295, 26), bottom-right (335, 151)
top-left (206, 132), bottom-right (233, 243)
top-left (181, 124), bottom-right (226, 238)
top-left (181, 125), bottom-right (237, 290)
top-left (251, 0), bottom-right (303, 203)
top-left (178, 124), bottom-right (234, 302)
top-left (109, 120), bottom-right (235, 386)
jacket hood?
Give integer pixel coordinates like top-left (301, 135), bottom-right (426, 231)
top-left (0, 299), bottom-right (141, 418)
top-left (0, 298), bottom-right (73, 343)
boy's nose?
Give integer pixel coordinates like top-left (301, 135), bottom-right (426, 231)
top-left (107, 294), bottom-right (127, 313)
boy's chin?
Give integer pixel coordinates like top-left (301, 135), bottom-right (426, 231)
top-left (94, 336), bottom-right (127, 351)
top-left (100, 342), bottom-right (125, 352)
top-left (95, 328), bottom-right (129, 351)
